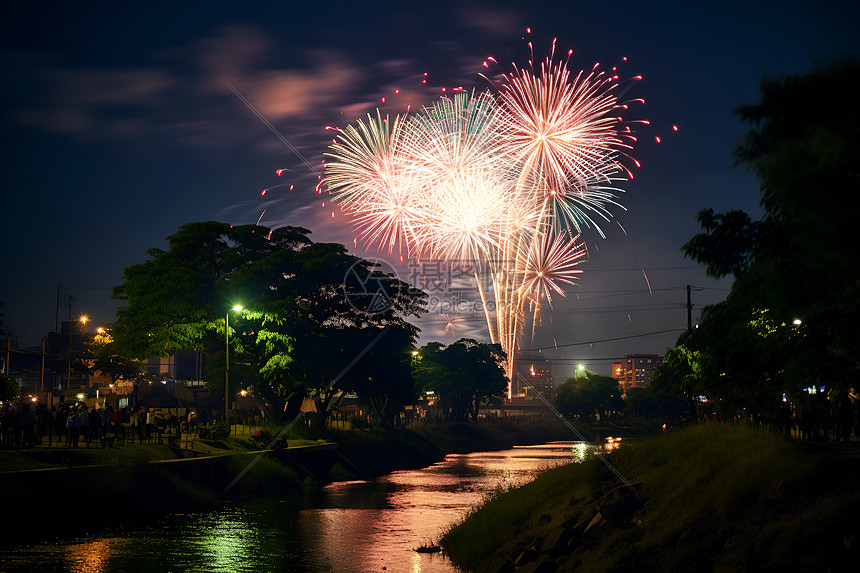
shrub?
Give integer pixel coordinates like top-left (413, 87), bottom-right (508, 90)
top-left (210, 422), bottom-right (231, 440)
top-left (249, 428), bottom-right (286, 449)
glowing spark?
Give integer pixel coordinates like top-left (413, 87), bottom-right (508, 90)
top-left (324, 47), bottom-right (640, 392)
top-left (441, 313), bottom-right (462, 336)
top-left (261, 183), bottom-right (294, 196)
top-left (641, 268), bottom-right (652, 296)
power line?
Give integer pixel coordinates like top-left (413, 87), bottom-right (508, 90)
top-left (518, 328), bottom-right (684, 352)
top-left (579, 266), bottom-right (704, 272)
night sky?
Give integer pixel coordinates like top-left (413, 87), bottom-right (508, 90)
top-left (2, 1), bottom-right (858, 378)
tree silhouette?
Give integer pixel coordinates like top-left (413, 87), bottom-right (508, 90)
top-left (681, 59), bottom-right (860, 411)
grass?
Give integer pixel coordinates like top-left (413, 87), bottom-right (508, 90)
top-left (441, 423), bottom-right (860, 572)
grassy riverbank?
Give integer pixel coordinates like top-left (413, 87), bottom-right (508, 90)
top-left (441, 423), bottom-right (860, 572)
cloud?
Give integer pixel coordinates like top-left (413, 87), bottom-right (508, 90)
top-left (457, 6), bottom-right (522, 38)
top-left (7, 21), bottom-right (499, 158)
top-left (7, 25), bottom-right (372, 150)
top-left (237, 56), bottom-right (360, 120)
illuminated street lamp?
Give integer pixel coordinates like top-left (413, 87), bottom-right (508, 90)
top-left (226, 305), bottom-right (243, 425)
top-left (792, 318), bottom-right (802, 325)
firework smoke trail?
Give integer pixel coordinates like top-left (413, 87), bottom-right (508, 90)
top-left (324, 49), bottom-right (640, 398)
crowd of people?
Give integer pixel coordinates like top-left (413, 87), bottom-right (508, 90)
top-left (0, 401), bottom-right (221, 449)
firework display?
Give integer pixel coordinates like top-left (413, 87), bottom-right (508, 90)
top-left (324, 50), bottom-right (639, 397)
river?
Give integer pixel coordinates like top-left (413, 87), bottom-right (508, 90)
top-left (5, 441), bottom-right (593, 572)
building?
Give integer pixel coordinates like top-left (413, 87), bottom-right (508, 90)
top-left (612, 353), bottom-right (664, 392)
top-left (513, 352), bottom-right (554, 397)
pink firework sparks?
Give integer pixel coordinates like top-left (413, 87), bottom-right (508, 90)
top-left (324, 45), bottom-right (641, 388)
top-left (520, 229), bottom-right (587, 305)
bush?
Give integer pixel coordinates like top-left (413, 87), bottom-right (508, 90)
top-left (249, 428), bottom-right (286, 450)
top-left (210, 422), bottom-right (231, 440)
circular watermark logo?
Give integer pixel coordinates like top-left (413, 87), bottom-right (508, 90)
top-left (343, 257), bottom-right (402, 315)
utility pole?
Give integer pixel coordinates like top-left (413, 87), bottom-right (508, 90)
top-left (56, 283), bottom-right (61, 334)
top-left (687, 285), bottom-right (693, 332)
top-left (40, 338), bottom-right (46, 393)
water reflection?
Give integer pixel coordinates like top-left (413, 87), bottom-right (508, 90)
top-left (3, 441), bottom-right (589, 572)
top-left (299, 442), bottom-right (579, 572)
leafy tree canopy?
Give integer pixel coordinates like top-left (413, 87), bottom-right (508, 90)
top-left (112, 221), bottom-right (427, 420)
top-left (0, 374), bottom-right (20, 403)
top-left (554, 371), bottom-right (624, 422)
top-left (681, 59), bottom-right (860, 399)
top-left (413, 338), bottom-right (508, 421)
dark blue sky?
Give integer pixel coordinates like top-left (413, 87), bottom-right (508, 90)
top-left (2, 0), bottom-right (858, 377)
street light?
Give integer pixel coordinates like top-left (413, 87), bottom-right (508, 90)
top-left (226, 305), bottom-right (243, 425)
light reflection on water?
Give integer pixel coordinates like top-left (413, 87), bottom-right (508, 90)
top-left (3, 441), bottom-right (589, 572)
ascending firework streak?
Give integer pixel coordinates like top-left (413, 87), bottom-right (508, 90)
top-left (324, 51), bottom-right (639, 398)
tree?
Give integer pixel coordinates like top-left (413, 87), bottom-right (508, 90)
top-left (413, 338), bottom-right (508, 421)
top-left (682, 209), bottom-right (759, 279)
top-left (682, 59), bottom-right (860, 403)
top-left (644, 341), bottom-right (701, 421)
top-left (350, 323), bottom-right (418, 427)
top-left (554, 371), bottom-right (624, 422)
top-left (0, 374), bottom-right (20, 402)
top-left (112, 222), bottom-right (427, 422)
top-left (88, 327), bottom-right (146, 384)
